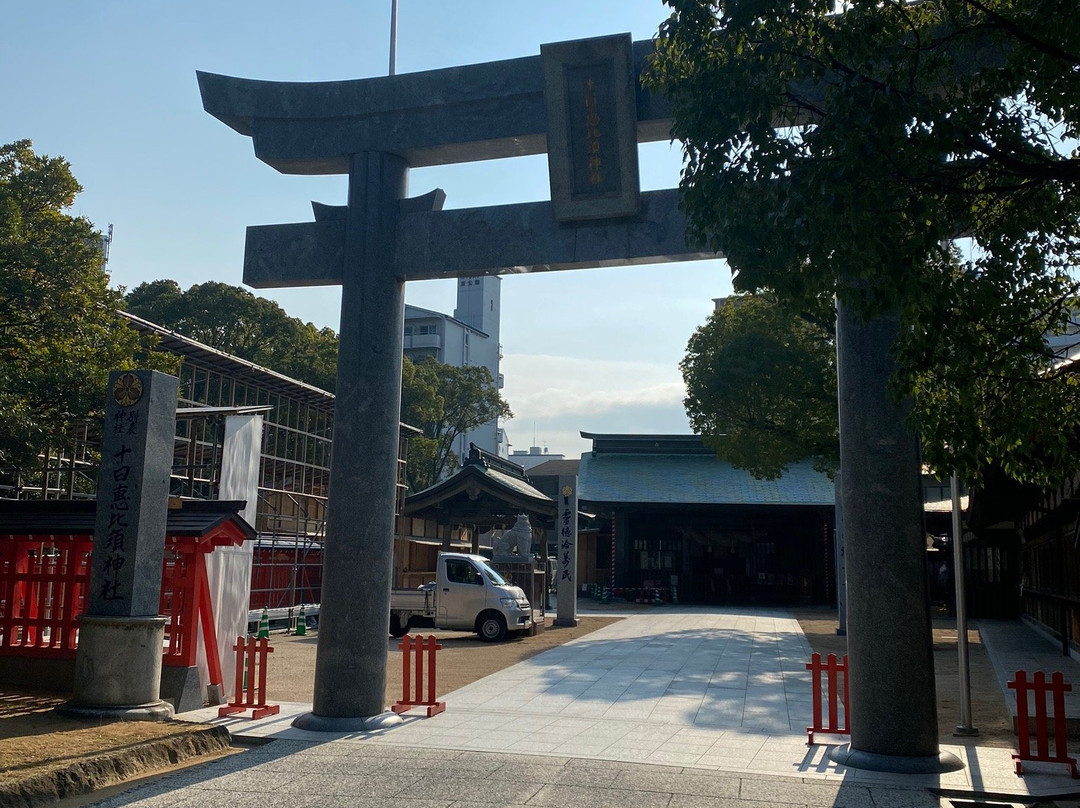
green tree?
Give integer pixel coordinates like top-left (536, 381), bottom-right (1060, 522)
top-left (0, 140), bottom-right (177, 472)
top-left (400, 356), bottom-right (513, 491)
top-left (126, 280), bottom-right (339, 392)
top-left (648, 0), bottom-right (1080, 486)
top-left (683, 295), bottom-right (838, 479)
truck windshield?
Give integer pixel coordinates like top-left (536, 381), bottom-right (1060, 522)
top-left (476, 560), bottom-right (509, 586)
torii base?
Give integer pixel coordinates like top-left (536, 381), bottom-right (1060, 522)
top-left (829, 744), bottom-right (964, 774)
top-left (292, 711), bottom-right (403, 732)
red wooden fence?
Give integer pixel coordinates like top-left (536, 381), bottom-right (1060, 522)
top-left (1009, 670), bottom-right (1078, 778)
top-left (1, 530), bottom-right (235, 690)
top-left (392, 634), bottom-right (445, 717)
top-left (807, 652), bottom-right (849, 745)
top-left (218, 636), bottom-right (279, 720)
top-left (0, 536), bottom-right (92, 656)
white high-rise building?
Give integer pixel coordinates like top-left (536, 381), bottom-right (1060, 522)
top-left (403, 276), bottom-right (505, 462)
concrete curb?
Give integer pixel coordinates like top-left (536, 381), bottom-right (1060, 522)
top-left (0, 724), bottom-right (232, 808)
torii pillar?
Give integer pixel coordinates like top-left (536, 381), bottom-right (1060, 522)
top-left (300, 152), bottom-right (408, 729)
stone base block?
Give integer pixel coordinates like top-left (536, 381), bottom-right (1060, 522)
top-left (206, 683), bottom-right (225, 706)
top-left (160, 665), bottom-right (204, 714)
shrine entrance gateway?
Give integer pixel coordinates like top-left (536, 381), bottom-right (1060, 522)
top-left (199, 32), bottom-right (955, 772)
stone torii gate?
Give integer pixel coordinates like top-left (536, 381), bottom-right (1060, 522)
top-left (198, 33), bottom-right (952, 771)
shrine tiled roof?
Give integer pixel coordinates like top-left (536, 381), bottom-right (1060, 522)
top-left (578, 452), bottom-right (834, 507)
top-left (0, 499), bottom-right (256, 540)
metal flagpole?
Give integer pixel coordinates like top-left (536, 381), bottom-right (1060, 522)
top-left (389, 0), bottom-right (398, 76)
top-left (952, 472), bottom-right (978, 736)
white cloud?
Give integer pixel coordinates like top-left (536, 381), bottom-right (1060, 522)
top-left (500, 353), bottom-right (693, 457)
top-left (501, 354), bottom-right (685, 418)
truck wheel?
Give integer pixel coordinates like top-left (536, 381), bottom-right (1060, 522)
top-left (477, 611), bottom-right (507, 642)
top-left (389, 614), bottom-right (408, 638)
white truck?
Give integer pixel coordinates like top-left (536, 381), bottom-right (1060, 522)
top-left (389, 552), bottom-right (532, 642)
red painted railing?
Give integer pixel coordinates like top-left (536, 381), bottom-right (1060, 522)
top-left (1, 530), bottom-right (233, 690)
top-left (807, 652), bottom-right (849, 745)
top-left (392, 634), bottom-right (445, 717)
top-left (1009, 670), bottom-right (1078, 778)
top-left (0, 536), bottom-right (92, 656)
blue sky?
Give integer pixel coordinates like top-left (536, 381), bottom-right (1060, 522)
top-left (1, 1), bottom-right (733, 458)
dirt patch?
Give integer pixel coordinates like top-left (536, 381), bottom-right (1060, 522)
top-left (792, 608), bottom-right (1016, 748)
top-left (268, 617), bottom-right (621, 703)
top-left (0, 690), bottom-right (231, 807)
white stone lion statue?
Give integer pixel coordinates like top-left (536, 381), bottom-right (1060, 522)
top-left (492, 514), bottom-right (533, 558)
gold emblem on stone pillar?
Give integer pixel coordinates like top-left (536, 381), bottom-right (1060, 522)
top-left (112, 373), bottom-right (143, 407)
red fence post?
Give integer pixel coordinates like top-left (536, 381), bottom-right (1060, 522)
top-left (426, 633), bottom-right (440, 706)
top-left (806, 653), bottom-right (849, 745)
top-left (1009, 669), bottom-right (1078, 778)
top-left (400, 634), bottom-right (414, 706)
top-left (392, 634), bottom-right (445, 717)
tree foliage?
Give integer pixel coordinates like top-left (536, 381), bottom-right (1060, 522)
top-left (648, 0), bottom-right (1080, 486)
top-left (683, 295), bottom-right (838, 479)
top-left (0, 140), bottom-right (177, 472)
top-left (400, 356), bottom-right (513, 492)
top-left (125, 280), bottom-right (339, 392)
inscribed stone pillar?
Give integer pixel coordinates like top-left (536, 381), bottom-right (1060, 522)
top-left (555, 474), bottom-right (579, 626)
top-left (64, 370), bottom-right (178, 720)
top-left (293, 152), bottom-right (408, 731)
top-left (829, 304), bottom-right (960, 772)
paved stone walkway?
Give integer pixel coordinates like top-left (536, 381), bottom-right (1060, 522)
top-left (980, 618), bottom-right (1080, 723)
top-left (89, 742), bottom-right (950, 808)
top-left (95, 607), bottom-right (1080, 806)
